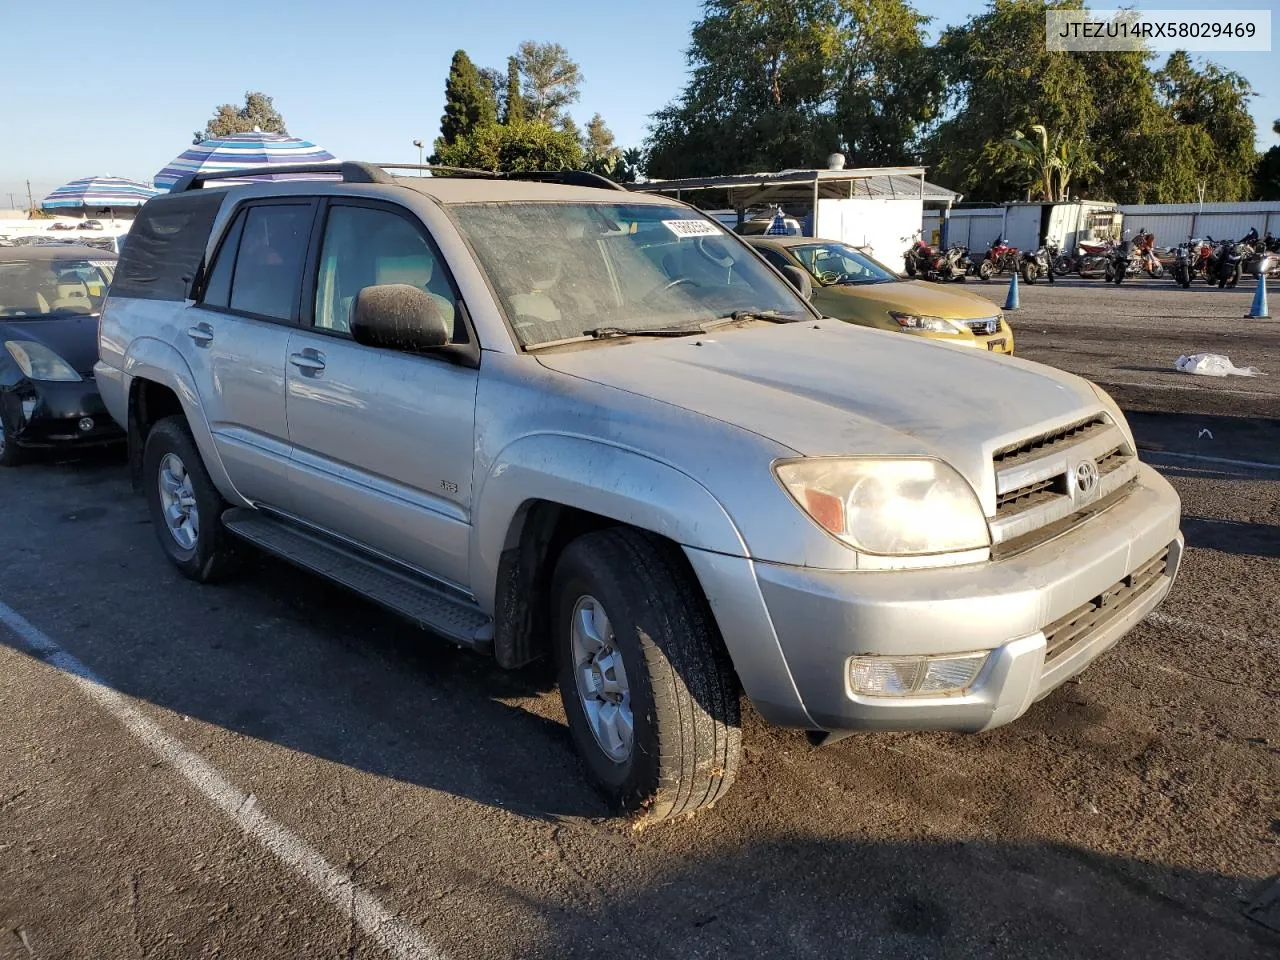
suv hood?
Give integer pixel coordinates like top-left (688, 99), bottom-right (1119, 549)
top-left (537, 320), bottom-right (1103, 502)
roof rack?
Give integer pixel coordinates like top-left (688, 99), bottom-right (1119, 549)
top-left (167, 161), bottom-right (629, 194)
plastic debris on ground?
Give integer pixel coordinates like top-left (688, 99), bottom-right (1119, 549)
top-left (1174, 354), bottom-right (1265, 378)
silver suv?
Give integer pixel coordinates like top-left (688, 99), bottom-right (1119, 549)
top-left (96, 162), bottom-right (1183, 820)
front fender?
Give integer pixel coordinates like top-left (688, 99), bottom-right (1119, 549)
top-left (471, 433), bottom-right (747, 612)
top-left (121, 337), bottom-right (245, 505)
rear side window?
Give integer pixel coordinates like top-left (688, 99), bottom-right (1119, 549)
top-left (227, 204), bottom-right (313, 321)
top-left (757, 247), bottom-right (793, 271)
top-left (110, 191), bottom-right (225, 301)
top-left (200, 211), bottom-right (246, 309)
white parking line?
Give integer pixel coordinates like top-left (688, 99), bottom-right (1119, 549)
top-left (0, 598), bottom-right (444, 960)
top-left (1140, 449), bottom-right (1280, 472)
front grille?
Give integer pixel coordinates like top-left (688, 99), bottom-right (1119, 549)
top-left (964, 317), bottom-right (1001, 336)
top-left (993, 416), bottom-right (1108, 468)
top-left (990, 415), bottom-right (1140, 557)
top-left (1043, 549), bottom-right (1171, 664)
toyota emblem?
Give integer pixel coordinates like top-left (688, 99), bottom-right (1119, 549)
top-left (1074, 458), bottom-right (1100, 498)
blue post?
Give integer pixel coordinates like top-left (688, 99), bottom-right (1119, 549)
top-left (1245, 276), bottom-right (1270, 319)
top-left (1003, 269), bottom-right (1021, 310)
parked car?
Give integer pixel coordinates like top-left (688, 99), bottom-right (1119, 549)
top-left (97, 163), bottom-right (1183, 821)
top-left (749, 236), bottom-right (1014, 354)
top-left (0, 245), bottom-right (121, 465)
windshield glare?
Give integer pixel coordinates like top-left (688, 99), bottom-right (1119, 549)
top-left (453, 202), bottom-right (810, 346)
top-left (0, 259), bottom-right (113, 318)
top-left (791, 242), bottom-right (897, 285)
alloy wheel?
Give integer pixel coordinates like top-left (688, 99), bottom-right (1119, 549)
top-left (570, 595), bottom-right (633, 763)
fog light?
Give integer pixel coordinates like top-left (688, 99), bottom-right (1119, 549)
top-left (848, 652), bottom-right (989, 697)
top-left (78, 417), bottom-right (94, 432)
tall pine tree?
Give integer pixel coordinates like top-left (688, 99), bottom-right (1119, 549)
top-left (436, 50), bottom-right (497, 154)
top-left (502, 56), bottom-right (526, 124)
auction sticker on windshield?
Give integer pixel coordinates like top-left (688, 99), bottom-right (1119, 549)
top-left (663, 219), bottom-right (723, 238)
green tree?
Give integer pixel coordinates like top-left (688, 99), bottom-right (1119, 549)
top-left (584, 113), bottom-right (618, 160)
top-left (517, 41), bottom-right (583, 125)
top-left (1255, 119), bottom-right (1280, 201)
top-left (1156, 52), bottom-right (1256, 201)
top-left (434, 119), bottom-right (583, 172)
top-left (502, 56), bottom-right (526, 124)
top-left (436, 50), bottom-right (498, 154)
top-left (1005, 125), bottom-right (1098, 201)
top-left (646, 0), bottom-right (936, 178)
top-left (195, 91), bottom-right (287, 142)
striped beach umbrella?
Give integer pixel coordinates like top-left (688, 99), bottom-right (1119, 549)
top-left (41, 176), bottom-right (160, 210)
top-left (154, 130), bottom-right (336, 190)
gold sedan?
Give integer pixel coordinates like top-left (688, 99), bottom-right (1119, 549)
top-left (748, 236), bottom-right (1014, 355)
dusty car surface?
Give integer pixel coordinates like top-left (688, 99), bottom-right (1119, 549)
top-left (96, 162), bottom-right (1182, 821)
top-left (749, 235), bottom-right (1015, 354)
top-left (0, 244), bottom-right (121, 465)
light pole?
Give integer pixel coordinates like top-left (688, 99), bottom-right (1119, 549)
top-left (412, 139), bottom-right (424, 175)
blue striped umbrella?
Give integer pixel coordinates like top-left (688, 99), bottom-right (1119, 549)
top-left (41, 176), bottom-right (160, 210)
top-left (154, 131), bottom-right (337, 190)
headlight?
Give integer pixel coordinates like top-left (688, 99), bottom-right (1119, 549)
top-left (775, 457), bottom-right (989, 555)
top-left (4, 340), bottom-right (82, 382)
top-left (888, 311), bottom-right (962, 334)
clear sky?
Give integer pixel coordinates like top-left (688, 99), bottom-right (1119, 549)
top-left (1, 0), bottom-right (1275, 205)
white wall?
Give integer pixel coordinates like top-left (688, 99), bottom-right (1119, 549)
top-left (1117, 203), bottom-right (1280, 245)
top-left (815, 196), bottom-right (924, 266)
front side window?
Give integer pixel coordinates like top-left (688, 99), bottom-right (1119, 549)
top-left (790, 242), bottom-right (897, 286)
top-left (0, 259), bottom-right (114, 318)
top-left (227, 204), bottom-right (313, 320)
top-left (452, 202), bottom-right (810, 347)
top-left (313, 205), bottom-right (462, 340)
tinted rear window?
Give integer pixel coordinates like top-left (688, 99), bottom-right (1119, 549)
top-left (110, 191), bottom-right (226, 301)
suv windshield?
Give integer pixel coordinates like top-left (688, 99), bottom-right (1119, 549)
top-left (453, 202), bottom-right (810, 347)
top-left (790, 242), bottom-right (897, 286)
top-left (0, 259), bottom-right (114, 318)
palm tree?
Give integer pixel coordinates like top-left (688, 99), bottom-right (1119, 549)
top-left (1005, 125), bottom-right (1098, 201)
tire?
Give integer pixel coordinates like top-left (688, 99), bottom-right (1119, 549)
top-left (1149, 262), bottom-right (1164, 279)
top-left (552, 528), bottom-right (741, 821)
top-left (1113, 264), bottom-right (1125, 285)
top-left (1022, 262), bottom-right (1037, 283)
top-left (143, 415), bottom-right (240, 583)
top-left (978, 260), bottom-right (994, 281)
top-left (1226, 265), bottom-right (1240, 289)
top-left (1052, 255), bottom-right (1072, 276)
top-left (904, 259), bottom-right (917, 278)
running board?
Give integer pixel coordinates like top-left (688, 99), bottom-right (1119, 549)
top-left (221, 508), bottom-right (493, 653)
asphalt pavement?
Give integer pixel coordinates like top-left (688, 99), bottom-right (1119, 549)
top-left (1, 280), bottom-right (1277, 959)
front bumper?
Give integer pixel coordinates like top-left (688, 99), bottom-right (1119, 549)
top-left (3, 377), bottom-right (123, 449)
top-left (688, 463), bottom-right (1181, 735)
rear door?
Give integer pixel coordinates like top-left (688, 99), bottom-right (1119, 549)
top-left (283, 199), bottom-right (479, 590)
top-left (181, 199), bottom-right (316, 509)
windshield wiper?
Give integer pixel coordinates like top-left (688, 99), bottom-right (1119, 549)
top-left (581, 326), bottom-right (696, 339)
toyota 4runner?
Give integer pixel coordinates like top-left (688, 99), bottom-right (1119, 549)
top-left (96, 162), bottom-right (1183, 820)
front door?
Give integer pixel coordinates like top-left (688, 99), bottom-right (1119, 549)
top-left (180, 199), bottom-right (316, 509)
top-left (284, 200), bottom-right (479, 590)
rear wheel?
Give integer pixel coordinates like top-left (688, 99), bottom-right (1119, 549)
top-left (552, 528), bottom-right (741, 821)
top-left (143, 416), bottom-right (240, 583)
top-left (1022, 262), bottom-right (1037, 283)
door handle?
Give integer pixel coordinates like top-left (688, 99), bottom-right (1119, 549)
top-left (289, 352), bottom-right (326, 372)
top-left (186, 324), bottom-right (214, 345)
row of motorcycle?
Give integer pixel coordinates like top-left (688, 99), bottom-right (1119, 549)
top-left (903, 228), bottom-right (1279, 288)
top-left (1167, 230), bottom-right (1279, 289)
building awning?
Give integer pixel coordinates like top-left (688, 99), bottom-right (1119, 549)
top-left (631, 167), bottom-right (961, 207)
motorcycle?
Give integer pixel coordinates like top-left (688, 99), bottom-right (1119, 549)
top-left (1215, 238), bottom-right (1246, 288)
top-left (1069, 239), bottom-right (1116, 279)
top-left (1109, 238), bottom-right (1140, 285)
top-left (1133, 229), bottom-right (1164, 278)
top-left (1242, 229), bottom-right (1280, 278)
top-left (903, 235), bottom-right (972, 282)
top-left (1020, 240), bottom-right (1058, 283)
top-left (1171, 240), bottom-right (1197, 288)
top-left (976, 236), bottom-right (1020, 281)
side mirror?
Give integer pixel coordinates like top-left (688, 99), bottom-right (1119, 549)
top-left (351, 284), bottom-right (448, 353)
top-left (779, 264), bottom-right (813, 300)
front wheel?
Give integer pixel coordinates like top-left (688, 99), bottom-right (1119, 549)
top-left (1225, 265), bottom-right (1240, 289)
top-left (1113, 264), bottom-right (1125, 285)
top-left (143, 416), bottom-right (241, 583)
top-left (553, 528), bottom-right (741, 821)
top-left (1022, 262), bottom-right (1037, 283)
top-left (1148, 262), bottom-right (1164, 279)
top-left (904, 258), bottom-right (917, 278)
top-left (978, 260), bottom-right (994, 281)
